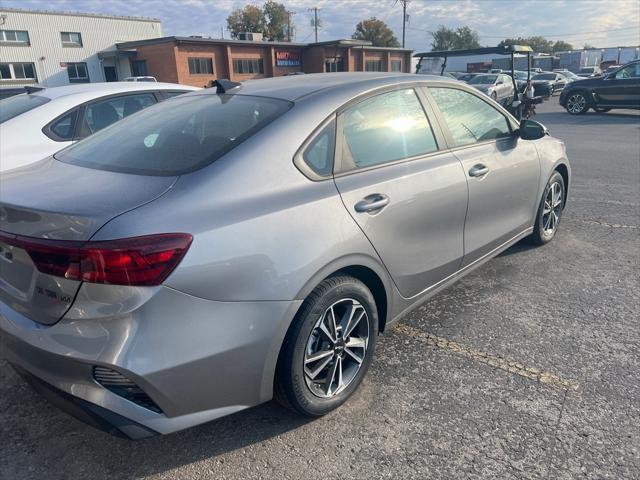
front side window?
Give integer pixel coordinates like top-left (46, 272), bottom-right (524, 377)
top-left (84, 93), bottom-right (156, 134)
top-left (0, 30), bottom-right (30, 44)
top-left (429, 87), bottom-right (512, 147)
top-left (57, 94), bottom-right (292, 176)
top-left (188, 57), bottom-right (214, 75)
top-left (61, 32), bottom-right (82, 47)
top-left (365, 60), bottom-right (383, 72)
top-left (340, 89), bottom-right (438, 171)
top-left (67, 62), bottom-right (89, 83)
top-left (614, 63), bottom-right (640, 79)
top-left (232, 59), bottom-right (264, 75)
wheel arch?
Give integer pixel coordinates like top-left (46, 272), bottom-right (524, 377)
top-left (293, 255), bottom-right (394, 333)
top-left (554, 163), bottom-right (570, 207)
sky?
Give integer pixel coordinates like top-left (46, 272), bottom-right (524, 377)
top-left (2, 0), bottom-right (639, 51)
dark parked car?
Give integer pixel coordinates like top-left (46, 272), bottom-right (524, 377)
top-left (531, 72), bottom-right (570, 94)
top-left (560, 60), bottom-right (640, 114)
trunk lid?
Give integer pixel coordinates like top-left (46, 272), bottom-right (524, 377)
top-left (0, 158), bottom-right (177, 324)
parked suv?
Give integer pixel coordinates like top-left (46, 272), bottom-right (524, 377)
top-left (560, 60), bottom-right (640, 114)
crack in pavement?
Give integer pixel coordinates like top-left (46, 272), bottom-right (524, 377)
top-left (394, 323), bottom-right (580, 392)
top-left (567, 218), bottom-right (638, 229)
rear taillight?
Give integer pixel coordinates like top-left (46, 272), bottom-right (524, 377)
top-left (0, 232), bottom-right (192, 286)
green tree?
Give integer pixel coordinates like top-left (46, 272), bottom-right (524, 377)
top-left (552, 40), bottom-right (573, 52)
top-left (583, 43), bottom-right (596, 49)
top-left (498, 36), bottom-right (554, 53)
top-left (430, 25), bottom-right (480, 51)
top-left (263, 1), bottom-right (293, 41)
top-left (227, 5), bottom-right (265, 39)
top-left (352, 17), bottom-right (400, 47)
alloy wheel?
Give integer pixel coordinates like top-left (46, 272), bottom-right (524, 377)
top-left (303, 298), bottom-right (370, 398)
top-left (542, 181), bottom-right (563, 236)
top-left (567, 94), bottom-right (586, 113)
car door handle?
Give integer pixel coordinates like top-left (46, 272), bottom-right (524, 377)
top-left (354, 194), bottom-right (390, 213)
top-left (469, 164), bottom-right (490, 177)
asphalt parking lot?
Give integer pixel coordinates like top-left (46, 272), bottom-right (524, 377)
top-left (1, 98), bottom-right (638, 480)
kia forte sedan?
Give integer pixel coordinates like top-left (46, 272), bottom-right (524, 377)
top-left (0, 73), bottom-right (570, 438)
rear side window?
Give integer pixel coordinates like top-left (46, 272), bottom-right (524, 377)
top-left (301, 120), bottom-right (335, 177)
top-left (429, 87), bottom-right (511, 147)
top-left (57, 94), bottom-right (292, 176)
top-left (49, 108), bottom-right (79, 140)
top-left (0, 94), bottom-right (50, 123)
top-left (84, 93), bottom-right (156, 134)
top-left (340, 89), bottom-right (438, 171)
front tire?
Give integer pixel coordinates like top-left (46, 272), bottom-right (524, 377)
top-left (529, 171), bottom-right (565, 246)
top-left (565, 92), bottom-right (589, 114)
top-left (275, 275), bottom-right (377, 416)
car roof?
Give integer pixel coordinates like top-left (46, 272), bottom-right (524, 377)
top-left (31, 82), bottom-right (199, 100)
top-left (189, 73), bottom-right (453, 102)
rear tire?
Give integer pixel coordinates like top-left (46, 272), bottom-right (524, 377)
top-left (565, 92), bottom-right (589, 114)
top-left (491, 92), bottom-right (498, 102)
top-left (529, 171), bottom-right (565, 246)
top-left (275, 275), bottom-right (377, 417)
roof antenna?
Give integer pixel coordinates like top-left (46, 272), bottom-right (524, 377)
top-left (212, 79), bottom-right (241, 94)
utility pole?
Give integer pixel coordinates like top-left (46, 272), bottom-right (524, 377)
top-left (398, 0), bottom-right (410, 48)
top-left (286, 10), bottom-right (296, 42)
top-left (308, 7), bottom-right (320, 43)
top-left (220, 26), bottom-right (224, 39)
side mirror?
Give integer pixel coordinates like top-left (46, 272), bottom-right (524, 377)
top-left (519, 119), bottom-right (547, 140)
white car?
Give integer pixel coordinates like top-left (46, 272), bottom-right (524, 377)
top-left (123, 76), bottom-right (158, 82)
top-left (0, 82), bottom-right (199, 172)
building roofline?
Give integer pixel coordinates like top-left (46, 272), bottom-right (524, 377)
top-left (0, 7), bottom-right (160, 23)
top-left (117, 36), bottom-right (413, 52)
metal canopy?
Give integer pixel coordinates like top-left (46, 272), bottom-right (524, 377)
top-left (413, 45), bottom-right (533, 58)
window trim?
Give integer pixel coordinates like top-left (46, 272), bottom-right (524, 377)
top-left (232, 58), bottom-right (264, 75)
top-left (390, 59), bottom-right (403, 72)
top-left (333, 86), bottom-right (445, 176)
top-left (420, 83), bottom-right (518, 152)
top-left (365, 59), bottom-right (384, 72)
top-left (61, 31), bottom-right (83, 47)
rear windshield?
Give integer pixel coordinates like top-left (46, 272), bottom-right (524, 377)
top-left (57, 94), bottom-right (292, 176)
top-left (0, 94), bottom-right (50, 123)
top-left (533, 74), bottom-right (555, 80)
top-left (470, 75), bottom-right (497, 84)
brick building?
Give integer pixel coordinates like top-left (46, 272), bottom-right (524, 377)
top-left (115, 37), bottom-right (413, 87)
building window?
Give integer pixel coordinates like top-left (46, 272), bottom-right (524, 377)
top-left (188, 57), bottom-right (214, 75)
top-left (67, 62), bottom-right (89, 83)
top-left (61, 32), bottom-right (83, 47)
top-left (0, 30), bottom-right (30, 45)
top-left (365, 60), bottom-right (384, 72)
top-left (131, 60), bottom-right (148, 77)
top-left (232, 58), bottom-right (264, 75)
top-left (0, 62), bottom-right (37, 81)
top-left (391, 60), bottom-right (402, 72)
top-left (325, 58), bottom-right (344, 72)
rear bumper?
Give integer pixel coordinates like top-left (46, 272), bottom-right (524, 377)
top-left (0, 285), bottom-right (301, 437)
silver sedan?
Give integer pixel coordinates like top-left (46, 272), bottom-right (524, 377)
top-left (0, 73), bottom-right (569, 438)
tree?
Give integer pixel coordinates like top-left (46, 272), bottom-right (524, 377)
top-left (227, 5), bottom-right (265, 39)
top-left (352, 17), bottom-right (400, 47)
top-left (498, 36), bottom-right (554, 53)
top-left (430, 25), bottom-right (480, 51)
top-left (226, 2), bottom-right (293, 41)
top-left (583, 43), bottom-right (596, 50)
top-left (263, 1), bottom-right (292, 41)
top-left (552, 40), bottom-right (573, 52)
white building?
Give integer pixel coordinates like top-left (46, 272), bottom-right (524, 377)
top-left (0, 8), bottom-right (161, 87)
